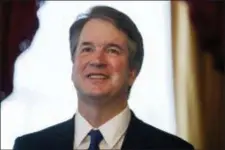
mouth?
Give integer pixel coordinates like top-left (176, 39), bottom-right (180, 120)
top-left (86, 73), bottom-right (109, 79)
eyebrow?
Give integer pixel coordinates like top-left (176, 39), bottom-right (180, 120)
top-left (80, 41), bottom-right (94, 47)
top-left (80, 41), bottom-right (125, 51)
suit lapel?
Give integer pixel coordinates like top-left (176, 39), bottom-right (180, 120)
top-left (121, 111), bottom-right (153, 150)
top-left (121, 111), bottom-right (142, 149)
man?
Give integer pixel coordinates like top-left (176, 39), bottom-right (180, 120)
top-left (13, 5), bottom-right (194, 150)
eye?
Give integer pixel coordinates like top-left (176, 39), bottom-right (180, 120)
top-left (81, 47), bottom-right (93, 53)
top-left (107, 47), bottom-right (120, 55)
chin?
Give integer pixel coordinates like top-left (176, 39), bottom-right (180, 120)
top-left (87, 91), bottom-right (109, 98)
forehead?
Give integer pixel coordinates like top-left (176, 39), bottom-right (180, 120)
top-left (78, 18), bottom-right (128, 45)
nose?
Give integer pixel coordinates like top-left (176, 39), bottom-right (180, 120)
top-left (89, 49), bottom-right (107, 68)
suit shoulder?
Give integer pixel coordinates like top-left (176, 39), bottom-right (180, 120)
top-left (20, 118), bottom-right (72, 138)
top-left (137, 119), bottom-right (194, 149)
top-left (13, 117), bottom-right (74, 150)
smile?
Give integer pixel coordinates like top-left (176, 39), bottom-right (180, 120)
top-left (86, 73), bottom-right (109, 79)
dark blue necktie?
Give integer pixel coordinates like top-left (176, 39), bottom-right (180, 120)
top-left (88, 129), bottom-right (103, 150)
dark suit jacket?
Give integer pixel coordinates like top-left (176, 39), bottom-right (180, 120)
top-left (13, 112), bottom-right (194, 150)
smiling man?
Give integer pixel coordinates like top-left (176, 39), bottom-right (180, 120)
top-left (13, 5), bottom-right (194, 150)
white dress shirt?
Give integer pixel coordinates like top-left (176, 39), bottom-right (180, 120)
top-left (73, 106), bottom-right (131, 150)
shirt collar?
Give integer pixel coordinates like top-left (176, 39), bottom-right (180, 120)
top-left (99, 106), bottom-right (131, 148)
top-left (75, 106), bottom-right (131, 149)
top-left (75, 111), bottom-right (92, 147)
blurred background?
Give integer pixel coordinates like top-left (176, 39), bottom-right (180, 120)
top-left (0, 1), bottom-right (224, 150)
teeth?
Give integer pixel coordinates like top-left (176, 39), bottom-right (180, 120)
top-left (89, 75), bottom-right (107, 79)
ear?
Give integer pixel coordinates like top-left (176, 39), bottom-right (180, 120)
top-left (128, 68), bottom-right (137, 86)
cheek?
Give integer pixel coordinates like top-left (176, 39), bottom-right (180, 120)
top-left (111, 59), bottom-right (129, 77)
top-left (73, 57), bottom-right (86, 70)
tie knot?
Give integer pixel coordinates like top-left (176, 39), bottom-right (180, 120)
top-left (88, 129), bottom-right (103, 150)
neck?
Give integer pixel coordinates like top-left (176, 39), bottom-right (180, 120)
top-left (77, 95), bottom-right (128, 128)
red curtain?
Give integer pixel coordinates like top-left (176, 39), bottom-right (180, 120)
top-left (187, 0), bottom-right (225, 73)
top-left (0, 0), bottom-right (41, 101)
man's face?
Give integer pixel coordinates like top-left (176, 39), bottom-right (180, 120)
top-left (72, 18), bottom-right (136, 100)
